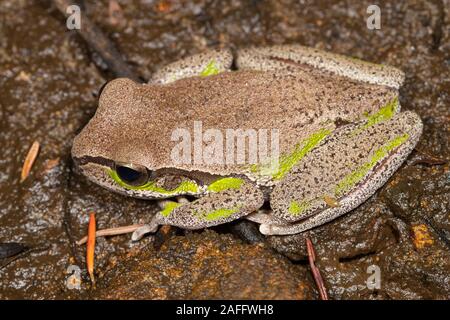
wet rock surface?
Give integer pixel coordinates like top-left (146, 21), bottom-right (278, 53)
top-left (0, 0), bottom-right (449, 299)
top-left (94, 231), bottom-right (314, 299)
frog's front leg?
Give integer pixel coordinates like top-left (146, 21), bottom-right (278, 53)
top-left (131, 197), bottom-right (189, 241)
top-left (257, 111), bottom-right (422, 236)
top-left (236, 45), bottom-right (404, 89)
top-left (133, 179), bottom-right (264, 240)
top-left (149, 48), bottom-right (233, 84)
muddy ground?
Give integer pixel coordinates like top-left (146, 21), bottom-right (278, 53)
top-left (0, 0), bottom-right (449, 299)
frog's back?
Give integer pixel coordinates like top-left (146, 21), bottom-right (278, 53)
top-left (155, 69), bottom-right (396, 131)
top-left (74, 68), bottom-right (398, 178)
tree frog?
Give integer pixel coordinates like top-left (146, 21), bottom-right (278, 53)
top-left (72, 45), bottom-right (422, 238)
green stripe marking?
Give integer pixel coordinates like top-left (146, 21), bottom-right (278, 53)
top-left (364, 97), bottom-right (399, 128)
top-left (352, 98), bottom-right (399, 137)
top-left (108, 169), bottom-right (199, 194)
top-left (207, 177), bottom-right (244, 193)
top-left (194, 207), bottom-right (240, 222)
top-left (288, 200), bottom-right (310, 216)
top-left (334, 133), bottom-right (409, 197)
top-left (200, 60), bottom-right (220, 77)
top-left (273, 128), bottom-right (332, 180)
top-left (160, 201), bottom-right (182, 217)
top-left (205, 208), bottom-right (238, 221)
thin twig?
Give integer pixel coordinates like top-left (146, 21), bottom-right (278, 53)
top-left (0, 243), bottom-right (28, 259)
top-left (306, 237), bottom-right (328, 300)
top-left (77, 224), bottom-right (144, 245)
top-left (411, 149), bottom-right (447, 166)
top-left (52, 0), bottom-right (141, 81)
top-left (0, 245), bottom-right (50, 271)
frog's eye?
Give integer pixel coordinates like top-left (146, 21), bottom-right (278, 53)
top-left (114, 163), bottom-right (150, 187)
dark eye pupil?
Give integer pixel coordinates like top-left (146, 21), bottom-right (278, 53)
top-left (116, 166), bottom-right (143, 184)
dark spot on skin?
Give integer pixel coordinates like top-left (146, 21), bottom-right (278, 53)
top-left (158, 176), bottom-right (183, 190)
top-left (334, 118), bottom-right (352, 127)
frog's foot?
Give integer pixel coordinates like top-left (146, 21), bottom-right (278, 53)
top-left (262, 111), bottom-right (423, 236)
top-left (245, 210), bottom-right (307, 236)
top-left (236, 45), bottom-right (404, 89)
top-left (149, 48), bottom-right (233, 84)
top-left (131, 221), bottom-right (159, 241)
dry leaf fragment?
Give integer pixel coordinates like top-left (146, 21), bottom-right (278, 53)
top-left (21, 141), bottom-right (40, 183)
top-left (0, 243), bottom-right (28, 259)
top-left (43, 158), bottom-right (60, 173)
top-left (156, 0), bottom-right (171, 13)
top-left (15, 71), bottom-right (31, 82)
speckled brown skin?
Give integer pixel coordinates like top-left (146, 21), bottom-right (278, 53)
top-left (150, 48), bottom-right (233, 84)
top-left (71, 45), bottom-right (422, 235)
top-left (236, 45), bottom-right (405, 89)
top-left (261, 111), bottom-right (423, 235)
top-left (72, 51), bottom-right (399, 183)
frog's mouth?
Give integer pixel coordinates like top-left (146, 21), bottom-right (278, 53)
top-left (73, 155), bottom-right (231, 199)
top-left (74, 155), bottom-right (220, 180)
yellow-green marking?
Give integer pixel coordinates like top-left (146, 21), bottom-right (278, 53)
top-left (200, 60), bottom-right (220, 77)
top-left (108, 169), bottom-right (199, 194)
top-left (207, 177), bottom-right (244, 193)
top-left (288, 200), bottom-right (310, 216)
top-left (160, 201), bottom-right (182, 217)
top-left (194, 207), bottom-right (240, 222)
top-left (273, 128), bottom-right (332, 180)
top-left (352, 98), bottom-right (399, 136)
top-left (334, 133), bottom-right (409, 197)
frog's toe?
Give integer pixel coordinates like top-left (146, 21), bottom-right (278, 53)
top-left (245, 210), bottom-right (273, 224)
top-left (149, 48), bottom-right (233, 84)
top-left (131, 223), bottom-right (159, 241)
top-left (245, 210), bottom-right (301, 236)
top-left (268, 111), bottom-right (422, 234)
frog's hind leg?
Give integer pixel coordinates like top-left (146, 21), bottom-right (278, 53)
top-left (149, 49), bottom-right (233, 84)
top-left (236, 45), bottom-right (404, 89)
top-left (259, 111), bottom-right (422, 236)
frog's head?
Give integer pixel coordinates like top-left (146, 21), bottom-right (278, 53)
top-left (72, 78), bottom-right (203, 199)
